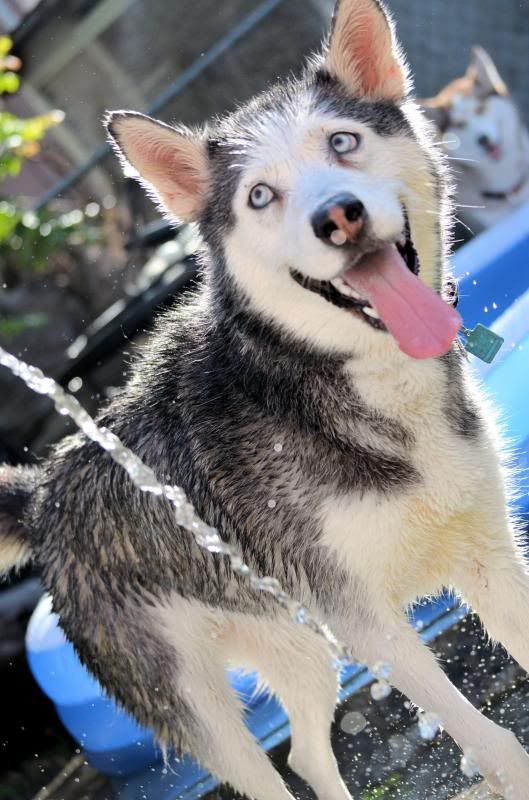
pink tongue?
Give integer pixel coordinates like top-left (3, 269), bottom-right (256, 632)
top-left (342, 245), bottom-right (462, 359)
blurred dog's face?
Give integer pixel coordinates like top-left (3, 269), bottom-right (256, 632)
top-left (445, 93), bottom-right (523, 165)
top-left (107, 0), bottom-right (460, 361)
top-left (423, 47), bottom-right (529, 201)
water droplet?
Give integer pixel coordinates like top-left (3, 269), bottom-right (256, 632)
top-left (370, 680), bottom-right (392, 701)
top-left (460, 751), bottom-right (480, 778)
top-left (418, 711), bottom-right (441, 740)
top-left (85, 202), bottom-right (100, 217)
top-left (295, 606), bottom-right (306, 624)
top-left (389, 733), bottom-right (414, 767)
top-left (330, 229), bottom-right (347, 246)
top-left (68, 376), bottom-right (83, 393)
top-left (372, 660), bottom-right (391, 680)
top-left (340, 711), bottom-right (367, 735)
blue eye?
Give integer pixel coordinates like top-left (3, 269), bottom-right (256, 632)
top-left (249, 183), bottom-right (275, 209)
top-left (330, 132), bottom-right (361, 155)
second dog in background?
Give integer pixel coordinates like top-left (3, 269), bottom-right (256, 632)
top-left (423, 46), bottom-right (529, 235)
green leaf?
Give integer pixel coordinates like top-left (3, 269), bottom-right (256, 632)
top-left (0, 71), bottom-right (20, 94)
top-left (0, 212), bottom-right (19, 243)
top-left (0, 37), bottom-right (12, 57)
top-left (0, 312), bottom-right (49, 340)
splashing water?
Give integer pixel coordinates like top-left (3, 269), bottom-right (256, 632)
top-left (340, 711), bottom-right (367, 735)
top-left (370, 679), bottom-right (392, 701)
top-left (372, 660), bottom-right (392, 681)
top-left (417, 710), bottom-right (441, 741)
top-left (460, 751), bottom-right (480, 779)
top-left (0, 345), bottom-right (351, 663)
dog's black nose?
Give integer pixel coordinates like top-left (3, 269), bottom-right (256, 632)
top-left (311, 193), bottom-right (365, 245)
top-left (478, 134), bottom-right (499, 154)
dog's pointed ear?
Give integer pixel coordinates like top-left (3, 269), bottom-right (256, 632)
top-left (105, 111), bottom-right (209, 222)
top-left (322, 0), bottom-right (409, 101)
top-left (467, 46), bottom-right (508, 97)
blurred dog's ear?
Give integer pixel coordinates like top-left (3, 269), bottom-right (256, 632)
top-left (467, 46), bottom-right (508, 97)
top-left (322, 0), bottom-right (410, 102)
top-left (106, 111), bottom-right (209, 222)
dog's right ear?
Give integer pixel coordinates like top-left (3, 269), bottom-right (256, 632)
top-left (105, 111), bottom-right (209, 222)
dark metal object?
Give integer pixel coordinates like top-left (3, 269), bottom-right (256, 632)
top-left (34, 0), bottom-right (287, 210)
top-left (125, 219), bottom-right (181, 251)
top-left (57, 255), bottom-right (198, 385)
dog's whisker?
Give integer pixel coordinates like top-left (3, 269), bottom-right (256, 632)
top-left (453, 215), bottom-right (475, 235)
top-left (446, 156), bottom-right (480, 163)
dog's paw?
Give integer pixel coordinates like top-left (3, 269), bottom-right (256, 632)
top-left (477, 729), bottom-right (529, 800)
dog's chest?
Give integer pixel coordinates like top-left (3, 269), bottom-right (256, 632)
top-left (318, 358), bottom-right (495, 604)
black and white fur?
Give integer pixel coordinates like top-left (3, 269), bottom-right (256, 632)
top-left (2, 2), bottom-right (529, 798)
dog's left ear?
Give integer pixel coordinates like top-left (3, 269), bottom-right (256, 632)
top-left (323, 0), bottom-right (409, 102)
top-left (105, 111), bottom-right (209, 222)
top-left (467, 46), bottom-right (508, 97)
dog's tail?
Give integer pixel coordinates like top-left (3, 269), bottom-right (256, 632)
top-left (0, 464), bottom-right (40, 575)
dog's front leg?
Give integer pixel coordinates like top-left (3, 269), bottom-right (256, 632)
top-left (355, 613), bottom-right (529, 799)
top-left (454, 533), bottom-right (529, 676)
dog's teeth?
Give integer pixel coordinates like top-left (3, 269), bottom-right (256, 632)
top-left (332, 282), bottom-right (356, 299)
top-left (331, 278), bottom-right (362, 299)
top-left (363, 306), bottom-right (380, 319)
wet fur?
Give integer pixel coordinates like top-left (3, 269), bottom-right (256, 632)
top-left (2, 3), bottom-right (529, 799)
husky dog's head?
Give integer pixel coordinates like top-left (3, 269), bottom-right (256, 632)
top-left (107, 0), bottom-right (461, 361)
top-left (423, 47), bottom-right (529, 231)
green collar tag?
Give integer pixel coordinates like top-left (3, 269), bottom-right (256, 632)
top-left (460, 323), bottom-right (504, 364)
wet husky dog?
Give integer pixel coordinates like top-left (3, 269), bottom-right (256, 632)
top-left (423, 46), bottom-right (529, 234)
top-left (2, 2), bottom-right (529, 798)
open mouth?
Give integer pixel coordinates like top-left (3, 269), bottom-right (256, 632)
top-left (291, 224), bottom-right (419, 332)
top-left (290, 220), bottom-right (462, 360)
